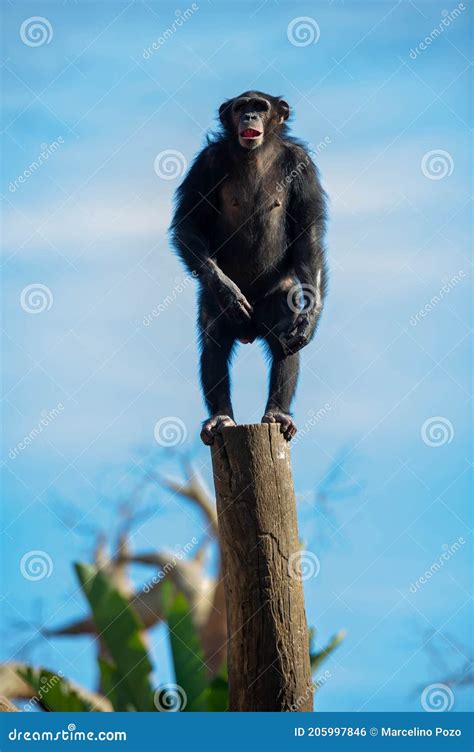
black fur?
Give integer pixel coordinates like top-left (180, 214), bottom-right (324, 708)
top-left (170, 91), bottom-right (328, 444)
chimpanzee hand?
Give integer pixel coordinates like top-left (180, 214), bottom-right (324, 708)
top-left (279, 311), bottom-right (314, 355)
top-left (216, 277), bottom-right (253, 324)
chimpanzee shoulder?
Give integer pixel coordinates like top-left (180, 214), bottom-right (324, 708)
top-left (281, 138), bottom-right (315, 172)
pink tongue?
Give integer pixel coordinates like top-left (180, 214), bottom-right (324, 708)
top-left (242, 129), bottom-right (259, 137)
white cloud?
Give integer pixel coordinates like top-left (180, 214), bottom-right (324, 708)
top-left (3, 193), bottom-right (172, 259)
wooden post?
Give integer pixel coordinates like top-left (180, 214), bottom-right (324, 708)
top-left (210, 423), bottom-right (313, 712)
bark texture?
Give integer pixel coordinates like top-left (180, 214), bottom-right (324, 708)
top-left (211, 423), bottom-right (313, 711)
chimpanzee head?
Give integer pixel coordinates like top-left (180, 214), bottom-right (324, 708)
top-left (219, 91), bottom-right (290, 150)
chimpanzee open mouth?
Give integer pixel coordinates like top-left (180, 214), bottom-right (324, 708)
top-left (240, 128), bottom-right (262, 138)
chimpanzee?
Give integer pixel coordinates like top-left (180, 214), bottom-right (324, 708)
top-left (171, 91), bottom-right (327, 445)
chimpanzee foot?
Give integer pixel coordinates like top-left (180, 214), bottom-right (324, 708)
top-left (200, 415), bottom-right (236, 445)
top-left (262, 411), bottom-right (297, 442)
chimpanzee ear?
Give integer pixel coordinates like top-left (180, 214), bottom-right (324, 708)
top-left (278, 99), bottom-right (290, 122)
top-left (219, 99), bottom-right (233, 127)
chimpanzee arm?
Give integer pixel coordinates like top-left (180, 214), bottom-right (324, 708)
top-left (171, 147), bottom-right (253, 321)
top-left (282, 152), bottom-right (327, 354)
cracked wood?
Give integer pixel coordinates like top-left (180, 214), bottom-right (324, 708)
top-left (211, 423), bottom-right (313, 711)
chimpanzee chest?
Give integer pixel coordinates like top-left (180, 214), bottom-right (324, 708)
top-left (213, 177), bottom-right (289, 294)
top-left (218, 180), bottom-right (286, 226)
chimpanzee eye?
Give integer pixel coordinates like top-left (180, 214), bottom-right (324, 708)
top-left (252, 99), bottom-right (270, 112)
top-left (233, 100), bottom-right (247, 112)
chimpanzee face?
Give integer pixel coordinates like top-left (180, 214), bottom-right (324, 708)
top-left (219, 91), bottom-right (290, 150)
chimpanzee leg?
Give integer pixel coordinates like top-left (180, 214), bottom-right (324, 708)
top-left (262, 342), bottom-right (299, 441)
top-left (199, 317), bottom-right (236, 445)
top-left (266, 348), bottom-right (300, 415)
top-left (255, 287), bottom-right (300, 441)
top-left (200, 333), bottom-right (235, 416)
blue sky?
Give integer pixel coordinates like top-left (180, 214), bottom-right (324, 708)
top-left (1, 0), bottom-right (472, 712)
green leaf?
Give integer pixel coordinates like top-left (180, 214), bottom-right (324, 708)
top-left (75, 562), bottom-right (155, 711)
top-left (97, 658), bottom-right (131, 712)
top-left (207, 673), bottom-right (229, 712)
top-left (18, 668), bottom-right (92, 712)
top-left (163, 585), bottom-right (210, 711)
